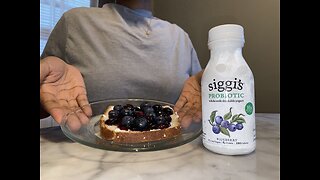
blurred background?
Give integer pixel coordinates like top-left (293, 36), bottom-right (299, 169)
top-left (153, 0), bottom-right (280, 113)
top-left (41, 0), bottom-right (279, 115)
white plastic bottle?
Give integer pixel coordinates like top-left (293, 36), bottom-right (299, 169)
top-left (201, 24), bottom-right (256, 155)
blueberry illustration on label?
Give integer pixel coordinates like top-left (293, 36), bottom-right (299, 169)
top-left (215, 116), bottom-right (223, 125)
top-left (228, 124), bottom-right (237, 132)
top-left (212, 125), bottom-right (220, 134)
top-left (208, 107), bottom-right (246, 137)
top-left (236, 123), bottom-right (243, 130)
top-left (221, 120), bottom-right (229, 128)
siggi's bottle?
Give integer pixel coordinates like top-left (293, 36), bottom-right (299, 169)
top-left (201, 24), bottom-right (256, 155)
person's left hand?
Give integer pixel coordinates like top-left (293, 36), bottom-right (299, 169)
top-left (174, 71), bottom-right (203, 128)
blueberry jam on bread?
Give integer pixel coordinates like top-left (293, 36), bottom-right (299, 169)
top-left (99, 102), bottom-right (181, 143)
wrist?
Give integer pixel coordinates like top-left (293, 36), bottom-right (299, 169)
top-left (194, 70), bottom-right (203, 85)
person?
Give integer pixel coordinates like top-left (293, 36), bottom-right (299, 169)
top-left (40, 0), bottom-right (203, 131)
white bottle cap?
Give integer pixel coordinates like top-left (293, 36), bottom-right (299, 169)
top-left (208, 24), bottom-right (245, 47)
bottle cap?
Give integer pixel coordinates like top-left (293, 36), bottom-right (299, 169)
top-left (208, 24), bottom-right (245, 45)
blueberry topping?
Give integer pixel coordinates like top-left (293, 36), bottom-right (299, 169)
top-left (123, 104), bottom-right (134, 110)
top-left (105, 117), bottom-right (118, 125)
top-left (121, 116), bottom-right (134, 128)
top-left (120, 108), bottom-right (133, 117)
top-left (155, 116), bottom-right (166, 126)
top-left (143, 106), bottom-right (154, 114)
top-left (152, 104), bottom-right (163, 112)
top-left (134, 117), bottom-right (148, 131)
top-left (106, 103), bottom-right (175, 131)
top-left (145, 112), bottom-right (156, 122)
top-left (108, 110), bottom-right (119, 119)
top-left (140, 102), bottom-right (152, 110)
top-left (162, 107), bottom-right (173, 115)
top-left (113, 105), bottom-right (123, 112)
top-left (155, 110), bottom-right (163, 116)
top-left (164, 115), bottom-right (172, 123)
top-left (133, 106), bottom-right (141, 112)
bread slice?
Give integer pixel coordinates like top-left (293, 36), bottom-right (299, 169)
top-left (100, 105), bottom-right (181, 143)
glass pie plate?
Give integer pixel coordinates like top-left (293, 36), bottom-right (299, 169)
top-left (60, 99), bottom-right (202, 152)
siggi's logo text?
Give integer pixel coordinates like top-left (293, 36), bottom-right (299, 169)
top-left (208, 78), bottom-right (244, 92)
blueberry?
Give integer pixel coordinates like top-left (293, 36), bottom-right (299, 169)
top-left (133, 106), bottom-right (141, 112)
top-left (221, 120), bottom-right (229, 128)
top-left (156, 116), bottom-right (171, 129)
top-left (134, 117), bottom-right (148, 131)
top-left (120, 108), bottom-right (133, 117)
top-left (228, 124), bottom-right (237, 132)
top-left (215, 116), bottom-right (223, 125)
top-left (123, 104), bottom-right (134, 110)
top-left (108, 110), bottom-right (119, 118)
top-left (156, 115), bottom-right (170, 129)
top-left (212, 125), bottom-right (220, 134)
top-left (140, 102), bottom-right (152, 110)
top-left (113, 105), bottom-right (123, 112)
top-left (152, 104), bottom-right (163, 112)
top-left (105, 117), bottom-right (118, 125)
top-left (143, 106), bottom-right (154, 114)
top-left (145, 112), bottom-right (156, 122)
top-left (236, 123), bottom-right (243, 130)
top-left (155, 110), bottom-right (163, 116)
top-left (155, 116), bottom-right (166, 126)
top-left (164, 115), bottom-right (172, 124)
top-left (162, 107), bottom-right (173, 115)
top-left (121, 116), bottom-right (134, 128)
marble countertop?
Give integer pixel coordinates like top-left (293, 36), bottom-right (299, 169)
top-left (40, 113), bottom-right (280, 180)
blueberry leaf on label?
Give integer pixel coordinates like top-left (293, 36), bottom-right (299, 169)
top-left (210, 110), bottom-right (217, 125)
top-left (231, 114), bottom-right (245, 123)
top-left (235, 117), bottom-right (246, 123)
top-left (231, 114), bottom-right (239, 123)
top-left (208, 119), bottom-right (213, 126)
top-left (220, 127), bottom-right (230, 137)
top-left (223, 107), bottom-right (233, 120)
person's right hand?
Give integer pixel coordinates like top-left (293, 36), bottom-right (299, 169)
top-left (40, 56), bottom-right (92, 131)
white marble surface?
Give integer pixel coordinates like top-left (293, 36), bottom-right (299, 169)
top-left (40, 113), bottom-right (280, 180)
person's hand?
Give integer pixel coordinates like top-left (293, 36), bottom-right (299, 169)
top-left (174, 71), bottom-right (203, 128)
top-left (40, 56), bottom-right (92, 131)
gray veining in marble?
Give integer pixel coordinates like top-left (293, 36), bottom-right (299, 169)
top-left (40, 113), bottom-right (280, 180)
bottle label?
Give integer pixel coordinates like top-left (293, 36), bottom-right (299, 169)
top-left (202, 77), bottom-right (256, 149)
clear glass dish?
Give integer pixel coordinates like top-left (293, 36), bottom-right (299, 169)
top-left (60, 99), bottom-right (202, 152)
